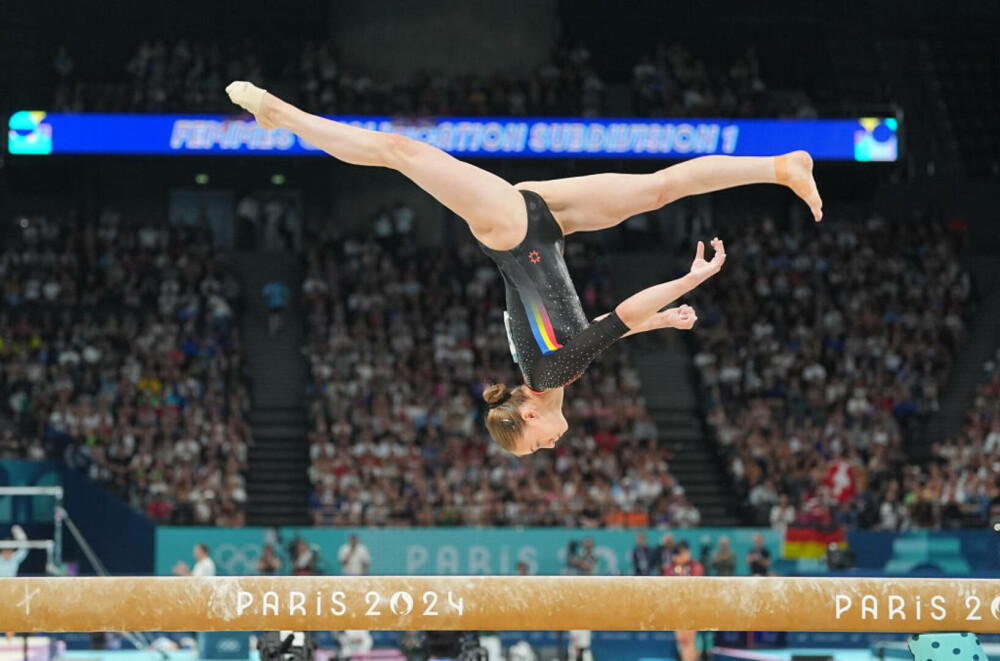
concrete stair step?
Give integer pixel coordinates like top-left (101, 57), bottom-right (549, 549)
top-left (249, 446), bottom-right (308, 455)
top-left (250, 492), bottom-right (309, 504)
top-left (677, 473), bottom-right (730, 485)
top-left (664, 447), bottom-right (717, 461)
top-left (247, 484), bottom-right (310, 496)
top-left (658, 429), bottom-right (702, 443)
top-left (251, 408), bottom-right (306, 423)
top-left (254, 426), bottom-right (310, 439)
top-left (250, 514), bottom-right (313, 527)
top-left (652, 412), bottom-right (702, 426)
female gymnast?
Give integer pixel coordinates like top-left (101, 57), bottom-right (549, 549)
top-left (226, 81), bottom-right (822, 457)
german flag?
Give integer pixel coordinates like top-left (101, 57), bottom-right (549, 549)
top-left (782, 524), bottom-right (847, 559)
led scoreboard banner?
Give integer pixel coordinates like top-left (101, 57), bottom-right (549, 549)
top-left (8, 111), bottom-right (898, 161)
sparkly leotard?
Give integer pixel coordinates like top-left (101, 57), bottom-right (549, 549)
top-left (479, 190), bottom-right (630, 392)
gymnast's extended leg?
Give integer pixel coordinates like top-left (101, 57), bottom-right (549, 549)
top-left (517, 151), bottom-right (823, 234)
top-left (225, 82), bottom-right (527, 250)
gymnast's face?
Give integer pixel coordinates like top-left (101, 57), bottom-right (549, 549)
top-left (515, 405), bottom-right (568, 456)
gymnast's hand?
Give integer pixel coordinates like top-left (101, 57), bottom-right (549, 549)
top-left (662, 304), bottom-right (698, 330)
top-left (688, 238), bottom-right (726, 283)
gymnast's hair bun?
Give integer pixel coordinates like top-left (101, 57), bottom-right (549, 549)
top-left (483, 384), bottom-right (509, 405)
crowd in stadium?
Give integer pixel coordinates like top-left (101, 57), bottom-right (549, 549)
top-left (0, 214), bottom-right (250, 526)
top-left (3, 207), bottom-right (985, 533)
top-left (300, 211), bottom-right (699, 528)
top-left (48, 39), bottom-right (814, 118)
top-left (925, 347), bottom-right (1000, 528)
top-left (49, 39), bottom-right (602, 116)
top-left (630, 42), bottom-right (817, 119)
top-left (690, 213), bottom-right (977, 531)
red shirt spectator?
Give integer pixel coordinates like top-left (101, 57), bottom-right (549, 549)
top-left (146, 496), bottom-right (173, 523)
top-left (594, 429), bottom-right (619, 453)
top-left (663, 542), bottom-right (704, 576)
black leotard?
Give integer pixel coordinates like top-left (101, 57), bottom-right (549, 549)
top-left (479, 190), bottom-right (630, 392)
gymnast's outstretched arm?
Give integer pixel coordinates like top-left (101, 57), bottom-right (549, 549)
top-left (226, 82), bottom-right (529, 251)
top-left (593, 304), bottom-right (698, 337)
top-left (614, 238), bottom-right (725, 330)
top-left (524, 257), bottom-right (718, 390)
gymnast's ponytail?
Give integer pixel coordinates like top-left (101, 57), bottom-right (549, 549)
top-left (483, 384), bottom-right (527, 453)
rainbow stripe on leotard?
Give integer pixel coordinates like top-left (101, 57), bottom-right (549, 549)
top-left (516, 285), bottom-right (563, 355)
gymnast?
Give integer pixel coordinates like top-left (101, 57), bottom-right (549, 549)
top-left (226, 81), bottom-right (822, 457)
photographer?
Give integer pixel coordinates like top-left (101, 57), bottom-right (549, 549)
top-left (258, 632), bottom-right (316, 661)
top-left (335, 631), bottom-right (372, 660)
top-left (424, 632), bottom-right (486, 661)
top-left (257, 544), bottom-right (283, 576)
top-left (569, 630), bottom-right (593, 661)
top-left (824, 543), bottom-right (855, 570)
top-left (291, 539), bottom-right (317, 576)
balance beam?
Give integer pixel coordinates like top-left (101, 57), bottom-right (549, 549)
top-left (0, 576), bottom-right (998, 633)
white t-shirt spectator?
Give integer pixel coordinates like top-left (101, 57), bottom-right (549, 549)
top-left (338, 542), bottom-right (371, 575)
top-left (878, 501), bottom-right (907, 531)
top-left (192, 556), bottom-right (216, 577)
top-left (770, 504), bottom-right (796, 532)
top-left (672, 502), bottom-right (701, 528)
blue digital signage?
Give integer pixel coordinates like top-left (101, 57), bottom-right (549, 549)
top-left (8, 111), bottom-right (898, 161)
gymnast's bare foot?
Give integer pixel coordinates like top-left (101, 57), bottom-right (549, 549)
top-left (225, 81), bottom-right (279, 130)
top-left (776, 150), bottom-right (823, 222)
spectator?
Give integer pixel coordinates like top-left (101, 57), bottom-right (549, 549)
top-left (568, 630), bottom-right (593, 661)
top-left (654, 533), bottom-right (677, 573)
top-left (173, 543), bottom-right (215, 577)
top-left (746, 533), bottom-right (771, 576)
top-left (0, 526), bottom-right (29, 577)
top-left (292, 539), bottom-right (317, 575)
top-left (257, 544), bottom-right (283, 575)
top-left (770, 494), bottom-right (797, 533)
top-left (567, 537), bottom-right (598, 576)
top-left (631, 532), bottom-right (656, 576)
top-left (663, 541), bottom-right (704, 661)
top-left (262, 280), bottom-right (290, 336)
top-left (877, 481), bottom-right (909, 530)
top-left (708, 536), bottom-right (736, 576)
top-left (337, 534), bottom-right (371, 576)
top-left (671, 491), bottom-right (702, 528)
top-left (335, 631), bottom-right (373, 660)
top-left (664, 540), bottom-right (704, 576)
top-left (146, 494), bottom-right (173, 524)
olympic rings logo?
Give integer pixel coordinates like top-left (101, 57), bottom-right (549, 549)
top-left (213, 543), bottom-right (263, 575)
top-left (214, 639), bottom-right (243, 653)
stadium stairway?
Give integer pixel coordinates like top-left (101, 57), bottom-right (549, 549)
top-left (607, 252), bottom-right (741, 527)
top-left (233, 251), bottom-right (312, 527)
top-left (916, 256), bottom-right (1000, 460)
